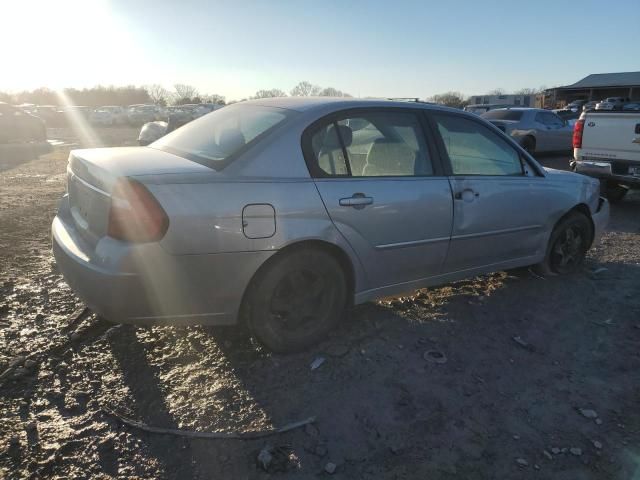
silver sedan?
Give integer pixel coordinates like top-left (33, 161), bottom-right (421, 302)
top-left (52, 98), bottom-right (608, 352)
top-left (481, 107), bottom-right (574, 154)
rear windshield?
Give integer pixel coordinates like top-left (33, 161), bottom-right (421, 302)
top-left (151, 104), bottom-right (291, 168)
top-left (481, 110), bottom-right (523, 121)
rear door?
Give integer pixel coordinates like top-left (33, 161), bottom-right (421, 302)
top-left (536, 111), bottom-right (572, 151)
top-left (429, 112), bottom-right (552, 273)
top-left (304, 108), bottom-right (453, 289)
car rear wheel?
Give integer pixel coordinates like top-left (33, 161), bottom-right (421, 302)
top-left (521, 136), bottom-right (536, 155)
top-left (537, 212), bottom-right (592, 275)
top-left (245, 248), bottom-right (348, 353)
top-left (604, 182), bottom-right (628, 203)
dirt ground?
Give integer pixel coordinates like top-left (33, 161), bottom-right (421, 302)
top-left (1, 127), bottom-right (639, 479)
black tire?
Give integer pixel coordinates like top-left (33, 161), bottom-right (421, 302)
top-left (245, 248), bottom-right (347, 353)
top-left (537, 212), bottom-right (592, 276)
top-left (521, 136), bottom-right (536, 155)
top-left (604, 182), bottom-right (628, 203)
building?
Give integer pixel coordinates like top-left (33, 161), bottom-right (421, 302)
top-left (468, 94), bottom-right (536, 107)
top-left (542, 71), bottom-right (640, 108)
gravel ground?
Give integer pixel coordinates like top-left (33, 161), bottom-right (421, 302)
top-left (1, 127), bottom-right (639, 479)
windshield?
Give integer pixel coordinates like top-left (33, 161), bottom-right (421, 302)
top-left (151, 104), bottom-right (291, 167)
top-left (481, 110), bottom-right (523, 121)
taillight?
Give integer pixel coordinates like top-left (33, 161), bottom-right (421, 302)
top-left (108, 178), bottom-right (169, 242)
top-left (573, 119), bottom-right (585, 149)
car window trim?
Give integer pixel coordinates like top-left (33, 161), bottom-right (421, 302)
top-left (424, 110), bottom-right (545, 178)
top-left (301, 107), bottom-right (447, 179)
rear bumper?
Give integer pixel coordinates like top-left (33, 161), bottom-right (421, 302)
top-left (573, 160), bottom-right (640, 187)
top-left (52, 202), bottom-right (274, 326)
top-left (591, 197), bottom-right (609, 246)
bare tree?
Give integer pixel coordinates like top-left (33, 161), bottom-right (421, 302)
top-left (204, 94), bottom-right (226, 105)
top-left (429, 91), bottom-right (467, 109)
top-left (513, 87), bottom-right (540, 95)
top-left (173, 84), bottom-right (199, 105)
top-left (253, 89), bottom-right (287, 99)
top-left (318, 87), bottom-right (351, 97)
top-left (290, 81), bottom-right (321, 97)
top-left (146, 84), bottom-right (170, 106)
top-left (487, 88), bottom-right (506, 96)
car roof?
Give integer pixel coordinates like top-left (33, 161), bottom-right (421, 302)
top-left (240, 96), bottom-right (460, 113)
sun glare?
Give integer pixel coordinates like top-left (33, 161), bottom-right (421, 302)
top-left (1, 0), bottom-right (141, 91)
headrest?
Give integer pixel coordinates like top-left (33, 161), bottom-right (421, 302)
top-left (218, 128), bottom-right (246, 153)
top-left (323, 124), bottom-right (353, 149)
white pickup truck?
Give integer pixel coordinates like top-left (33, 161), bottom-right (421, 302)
top-left (572, 110), bottom-right (640, 202)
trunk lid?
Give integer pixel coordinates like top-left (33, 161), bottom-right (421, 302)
top-left (66, 147), bottom-right (211, 246)
top-left (580, 112), bottom-right (640, 162)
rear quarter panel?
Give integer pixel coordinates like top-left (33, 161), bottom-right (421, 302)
top-left (143, 176), bottom-right (369, 292)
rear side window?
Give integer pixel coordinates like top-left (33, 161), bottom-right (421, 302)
top-left (432, 114), bottom-right (523, 176)
top-left (481, 110), bottom-right (523, 121)
top-left (152, 104), bottom-right (291, 168)
top-left (309, 111), bottom-right (433, 177)
top-left (536, 112), bottom-right (564, 127)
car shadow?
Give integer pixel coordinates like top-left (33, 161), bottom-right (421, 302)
top-left (103, 259), bottom-right (640, 478)
top-left (107, 327), bottom-right (200, 479)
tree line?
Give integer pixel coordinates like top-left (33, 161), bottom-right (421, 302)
top-left (0, 82), bottom-right (546, 109)
top-left (428, 87), bottom-right (547, 109)
top-left (0, 81), bottom-right (351, 107)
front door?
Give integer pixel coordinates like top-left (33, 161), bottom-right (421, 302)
top-left (430, 112), bottom-right (551, 273)
top-left (304, 109), bottom-right (453, 290)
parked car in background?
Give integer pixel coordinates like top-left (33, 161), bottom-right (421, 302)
top-left (62, 106), bottom-right (92, 122)
top-left (138, 121), bottom-right (168, 145)
top-left (52, 98), bottom-right (608, 352)
top-left (192, 103), bottom-right (222, 118)
top-left (595, 97), bottom-right (629, 111)
top-left (33, 105), bottom-right (65, 126)
top-left (89, 106), bottom-right (127, 126)
top-left (0, 102), bottom-right (47, 145)
top-left (463, 103), bottom-right (512, 115)
top-left (137, 108), bottom-right (196, 145)
top-left (572, 109), bottom-right (640, 202)
top-left (582, 100), bottom-right (600, 112)
top-left (17, 103), bottom-right (37, 115)
top-left (553, 108), bottom-right (580, 125)
top-left (127, 105), bottom-right (160, 125)
top-left (622, 102), bottom-right (640, 111)
top-left (165, 106), bottom-right (192, 125)
top-left (481, 108), bottom-right (574, 153)
top-left (565, 99), bottom-right (588, 112)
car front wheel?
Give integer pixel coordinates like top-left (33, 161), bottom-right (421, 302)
top-left (604, 182), bottom-right (628, 203)
top-left (537, 212), bottom-right (592, 275)
top-left (245, 248), bottom-right (348, 353)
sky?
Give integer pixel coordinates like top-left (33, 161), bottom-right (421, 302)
top-left (2, 0), bottom-right (639, 101)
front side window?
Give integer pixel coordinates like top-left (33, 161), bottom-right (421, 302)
top-left (152, 104), bottom-right (291, 168)
top-left (309, 111), bottom-right (433, 177)
top-left (433, 114), bottom-right (523, 176)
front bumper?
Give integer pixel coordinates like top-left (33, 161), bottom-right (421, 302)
top-left (573, 160), bottom-right (640, 187)
top-left (591, 197), bottom-right (609, 247)
top-left (52, 200), bottom-right (274, 326)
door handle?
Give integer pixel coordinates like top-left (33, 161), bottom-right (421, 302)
top-left (454, 189), bottom-right (480, 201)
top-left (339, 193), bottom-right (373, 209)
